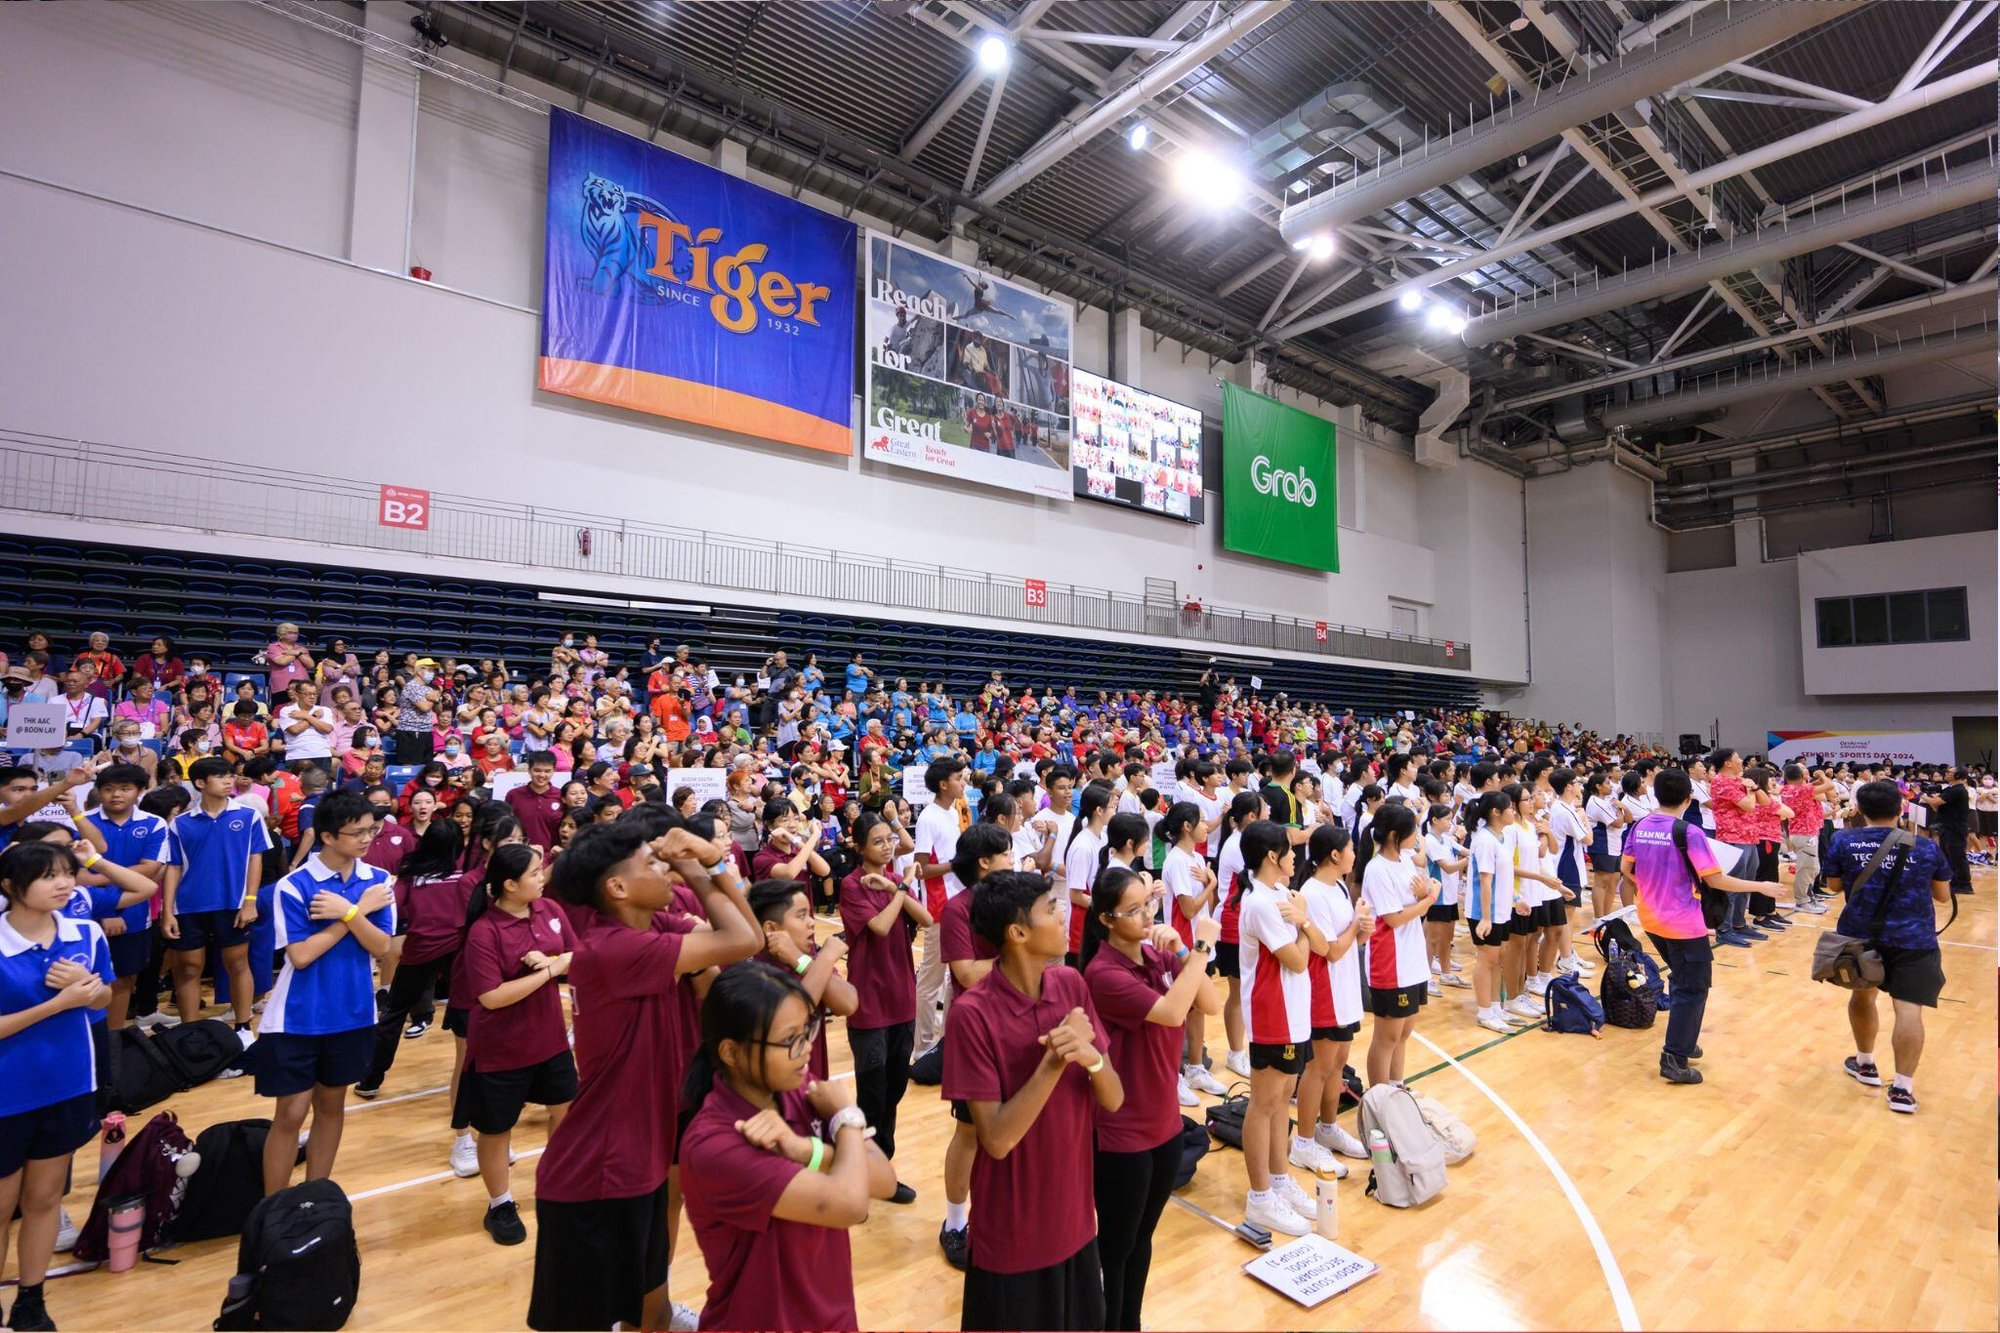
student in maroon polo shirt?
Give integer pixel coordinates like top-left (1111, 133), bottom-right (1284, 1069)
top-left (837, 813), bottom-right (931, 1202)
top-left (526, 820), bottom-right (759, 1333)
top-left (945, 870), bottom-right (1124, 1332)
top-left (1082, 866), bottom-right (1223, 1331)
top-left (507, 752), bottom-right (565, 852)
top-left (679, 965), bottom-right (897, 1333)
top-left (456, 843), bottom-right (577, 1247)
top-left (934, 820), bottom-right (1012, 1270)
top-left (747, 876), bottom-right (856, 1085)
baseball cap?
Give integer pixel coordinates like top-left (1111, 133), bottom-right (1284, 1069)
top-left (628, 763), bottom-right (654, 778)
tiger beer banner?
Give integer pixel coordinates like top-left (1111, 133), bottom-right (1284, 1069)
top-left (862, 231), bottom-right (1074, 500)
top-left (539, 109), bottom-right (857, 454)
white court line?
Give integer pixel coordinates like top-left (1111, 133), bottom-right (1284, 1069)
top-left (347, 1148), bottom-right (544, 1202)
top-left (1936, 938), bottom-right (1997, 951)
top-left (1412, 1031), bottom-right (1642, 1332)
top-left (347, 1084), bottom-right (448, 1111)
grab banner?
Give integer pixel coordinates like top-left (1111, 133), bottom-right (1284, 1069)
top-left (539, 108), bottom-right (857, 454)
top-left (1220, 383), bottom-right (1339, 572)
top-left (1766, 730), bottom-right (1954, 766)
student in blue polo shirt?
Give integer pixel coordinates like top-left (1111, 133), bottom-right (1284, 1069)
top-left (0, 839), bottom-right (113, 1333)
top-left (72, 764), bottom-right (168, 1030)
top-left (257, 790), bottom-right (395, 1195)
top-left (162, 757), bottom-right (272, 1031)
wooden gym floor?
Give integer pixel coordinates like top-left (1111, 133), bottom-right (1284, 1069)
top-left (31, 873), bottom-right (1997, 1331)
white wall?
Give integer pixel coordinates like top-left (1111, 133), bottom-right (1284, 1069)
top-left (1663, 531), bottom-right (1998, 753)
top-left (1796, 532), bottom-right (1997, 697)
top-left (0, 0), bottom-right (1530, 680)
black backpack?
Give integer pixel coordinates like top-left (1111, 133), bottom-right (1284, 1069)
top-left (111, 1021), bottom-right (248, 1113)
top-left (214, 1178), bottom-right (361, 1331)
top-left (1598, 943), bottom-right (1662, 1030)
top-left (1591, 914), bottom-right (1644, 962)
top-left (172, 1120), bottom-right (294, 1244)
top-left (1172, 1115), bottom-right (1209, 1189)
top-left (908, 1039), bottom-right (944, 1087)
top-left (1202, 1081), bottom-right (1254, 1149)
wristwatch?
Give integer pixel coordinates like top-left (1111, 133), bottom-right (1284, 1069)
top-left (826, 1105), bottom-right (869, 1139)
top-left (1191, 939), bottom-right (1212, 954)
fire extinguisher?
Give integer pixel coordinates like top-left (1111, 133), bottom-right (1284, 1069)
top-left (578, 527), bottom-right (592, 558)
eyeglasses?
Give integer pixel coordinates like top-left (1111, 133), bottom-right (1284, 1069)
top-left (1103, 900), bottom-right (1154, 922)
top-left (753, 1013), bottom-right (824, 1061)
top-left (328, 821), bottom-right (378, 843)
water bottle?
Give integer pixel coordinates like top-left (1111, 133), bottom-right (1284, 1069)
top-left (1313, 1175), bottom-right (1339, 1239)
top-left (97, 1111), bottom-right (128, 1183)
top-left (1367, 1128), bottom-right (1392, 1173)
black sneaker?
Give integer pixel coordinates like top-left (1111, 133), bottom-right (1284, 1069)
top-left (353, 1079), bottom-right (381, 1100)
top-left (1886, 1086), bottom-right (1918, 1114)
top-left (8, 1290), bottom-right (54, 1332)
top-left (1843, 1056), bottom-right (1882, 1087)
top-left (1687, 1045), bottom-right (1703, 1060)
top-left (484, 1200), bottom-right (528, 1245)
top-left (939, 1222), bottom-right (970, 1270)
top-left (1752, 915), bottom-right (1788, 931)
top-left (404, 1018), bottom-right (431, 1040)
top-left (375, 986), bottom-right (391, 1008)
top-left (889, 1182), bottom-right (917, 1205)
top-left (1659, 1055), bottom-right (1703, 1085)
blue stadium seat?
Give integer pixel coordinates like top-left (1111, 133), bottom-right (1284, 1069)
top-left (384, 765), bottom-right (423, 789)
top-left (187, 557), bottom-right (230, 573)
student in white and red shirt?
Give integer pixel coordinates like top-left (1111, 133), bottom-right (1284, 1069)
top-left (1082, 865), bottom-right (1221, 1331)
top-left (1235, 819), bottom-right (1327, 1239)
top-left (911, 758), bottom-right (967, 1055)
top-left (943, 870), bottom-right (1123, 1331)
top-left (1359, 804), bottom-right (1440, 1088)
top-left (678, 962), bottom-right (897, 1333)
top-left (1211, 790), bottom-right (1267, 1080)
top-left (1293, 823), bottom-right (1373, 1172)
top-left (526, 821), bottom-right (759, 1333)
top-left (1157, 802), bottom-right (1226, 1098)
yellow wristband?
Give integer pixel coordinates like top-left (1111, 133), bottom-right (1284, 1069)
top-left (79, 852), bottom-right (102, 869)
top-left (340, 904), bottom-right (360, 924)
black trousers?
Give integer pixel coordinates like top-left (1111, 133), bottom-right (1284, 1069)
top-left (849, 1020), bottom-right (914, 1159)
top-left (1648, 932), bottom-right (1713, 1062)
top-left (365, 952), bottom-right (453, 1090)
top-left (1938, 825), bottom-right (1971, 893)
top-left (962, 1239), bottom-right (1105, 1332)
top-left (393, 729), bottom-right (434, 766)
top-left (1093, 1134), bottom-right (1181, 1331)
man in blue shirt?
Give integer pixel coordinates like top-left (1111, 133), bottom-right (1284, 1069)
top-left (162, 757), bottom-right (273, 1030)
top-left (1827, 779), bottom-right (1951, 1115)
top-left (258, 790), bottom-right (395, 1195)
top-left (74, 766), bottom-right (169, 1027)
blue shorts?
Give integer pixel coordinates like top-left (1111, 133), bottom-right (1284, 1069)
top-left (108, 929), bottom-right (153, 979)
top-left (168, 908), bottom-right (247, 953)
top-left (0, 1093), bottom-right (99, 1177)
top-left (254, 1027), bottom-right (374, 1098)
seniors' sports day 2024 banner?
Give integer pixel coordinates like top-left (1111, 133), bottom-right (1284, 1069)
top-left (539, 108), bottom-right (858, 454)
top-left (863, 231), bottom-right (1074, 500)
top-left (1766, 729), bottom-right (1956, 766)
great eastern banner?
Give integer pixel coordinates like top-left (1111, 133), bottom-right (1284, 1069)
top-left (539, 108), bottom-right (858, 454)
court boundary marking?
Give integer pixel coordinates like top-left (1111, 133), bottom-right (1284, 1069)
top-left (1411, 1030), bottom-right (1643, 1332)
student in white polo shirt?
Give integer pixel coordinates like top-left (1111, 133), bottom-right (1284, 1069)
top-left (910, 757), bottom-right (967, 1056)
top-left (256, 790), bottom-right (395, 1196)
top-left (0, 839), bottom-right (114, 1333)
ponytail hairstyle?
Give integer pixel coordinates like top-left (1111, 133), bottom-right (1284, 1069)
top-left (1080, 864), bottom-right (1147, 969)
top-left (1355, 799), bottom-right (1418, 885)
top-left (1620, 770), bottom-right (1644, 798)
top-left (950, 821), bottom-right (1013, 891)
top-left (1159, 799), bottom-right (1202, 849)
top-left (1062, 783), bottom-right (1115, 864)
top-left (851, 811), bottom-right (893, 867)
top-left (1239, 819), bottom-right (1292, 884)
top-left (466, 842), bottom-right (539, 930)
top-left (1350, 782), bottom-right (1383, 827)
top-left (1303, 822), bottom-right (1352, 881)
top-left (1583, 770), bottom-right (1612, 802)
top-left (1463, 789), bottom-right (1515, 843)
top-left (980, 791), bottom-right (1017, 825)
top-left (1098, 812), bottom-right (1150, 879)
top-left (402, 820), bottom-right (466, 883)
top-left (679, 961), bottom-right (812, 1135)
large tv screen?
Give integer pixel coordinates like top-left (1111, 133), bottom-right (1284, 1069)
top-left (1069, 368), bottom-right (1205, 523)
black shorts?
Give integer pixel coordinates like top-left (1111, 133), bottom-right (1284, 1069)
top-left (1467, 917), bottom-right (1506, 948)
top-left (1977, 809), bottom-right (1997, 837)
top-left (962, 1238), bottom-right (1105, 1332)
top-left (1589, 852), bottom-right (1622, 875)
top-left (1311, 1022), bottom-right (1360, 1043)
top-left (254, 1027), bottom-right (374, 1098)
top-left (1424, 901), bottom-right (1459, 924)
top-left (1211, 942), bottom-right (1241, 979)
top-left (0, 1092), bottom-right (98, 1177)
top-left (455, 1050), bottom-right (579, 1135)
top-left (527, 1180), bottom-right (672, 1332)
top-left (950, 1098), bottom-right (973, 1125)
top-left (442, 1005), bottom-right (470, 1038)
top-left (1531, 899), bottom-right (1567, 929)
top-left (108, 929), bottom-right (153, 979)
top-left (1876, 946), bottom-right (1946, 1008)
top-left (1368, 983), bottom-right (1428, 1018)
top-left (1508, 909), bottom-right (1540, 938)
top-left (1248, 1040), bottom-right (1311, 1074)
top-left (167, 908), bottom-right (247, 952)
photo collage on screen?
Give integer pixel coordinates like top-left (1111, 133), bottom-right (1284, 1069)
top-left (1069, 368), bottom-right (1205, 523)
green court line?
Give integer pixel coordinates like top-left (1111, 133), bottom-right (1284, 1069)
top-left (1404, 1017), bottom-right (1547, 1085)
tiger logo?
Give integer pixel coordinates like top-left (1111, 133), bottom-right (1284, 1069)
top-left (577, 173), bottom-right (690, 300)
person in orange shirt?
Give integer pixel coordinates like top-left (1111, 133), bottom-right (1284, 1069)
top-left (650, 687), bottom-right (692, 745)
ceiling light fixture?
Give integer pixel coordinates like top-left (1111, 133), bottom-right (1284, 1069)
top-left (976, 35), bottom-right (1009, 72)
top-left (1173, 150), bottom-right (1244, 209)
top-left (1127, 122), bottom-right (1150, 151)
top-left (1307, 233), bottom-right (1336, 262)
top-left (1398, 289), bottom-right (1425, 312)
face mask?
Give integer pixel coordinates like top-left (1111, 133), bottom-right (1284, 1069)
top-left (445, 745), bottom-right (462, 757)
top-left (370, 806), bottom-right (394, 819)
top-left (562, 638), bottom-right (574, 648)
top-left (419, 671), bottom-right (435, 684)
top-left (119, 737), bottom-right (139, 750)
top-left (195, 740), bottom-right (211, 753)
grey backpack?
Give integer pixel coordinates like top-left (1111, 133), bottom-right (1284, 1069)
top-left (1358, 1083), bottom-right (1449, 1208)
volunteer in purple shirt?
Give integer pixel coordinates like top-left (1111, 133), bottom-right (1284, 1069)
top-left (1621, 768), bottom-right (1770, 1086)
top-left (1082, 866), bottom-right (1222, 1331)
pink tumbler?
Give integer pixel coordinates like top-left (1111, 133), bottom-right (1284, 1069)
top-left (97, 1111), bottom-right (128, 1183)
top-left (106, 1196), bottom-right (145, 1273)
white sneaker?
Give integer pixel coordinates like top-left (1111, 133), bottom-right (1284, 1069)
top-left (1426, 978), bottom-right (1442, 997)
top-left (1288, 1137), bottom-right (1341, 1176)
top-left (1244, 1192), bottom-right (1312, 1238)
top-left (1441, 970), bottom-right (1472, 988)
top-left (1563, 953), bottom-right (1594, 974)
top-left (1793, 897), bottom-right (1829, 915)
top-left (1272, 1174), bottom-right (1318, 1220)
top-left (54, 1206), bottom-right (78, 1253)
top-left (1478, 1009), bottom-right (1517, 1034)
top-left (450, 1136), bottom-right (479, 1178)
top-left (1185, 1065), bottom-right (1229, 1096)
top-left (669, 1302), bottom-right (701, 1332)
top-left (1509, 994), bottom-right (1543, 1018)
top-left (1178, 1075), bottom-right (1198, 1108)
top-left (1524, 974), bottom-right (1550, 996)
top-left (1316, 1122), bottom-right (1369, 1160)
top-left (1224, 1049), bottom-right (1251, 1078)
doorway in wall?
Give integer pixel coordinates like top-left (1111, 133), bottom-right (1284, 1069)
top-left (1388, 600), bottom-right (1422, 638)
top-left (1952, 715), bottom-right (1996, 769)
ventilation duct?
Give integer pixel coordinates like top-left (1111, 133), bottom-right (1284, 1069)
top-left (1414, 368), bottom-right (1470, 469)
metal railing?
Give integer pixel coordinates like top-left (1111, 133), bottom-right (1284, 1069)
top-left (0, 430), bottom-right (1472, 672)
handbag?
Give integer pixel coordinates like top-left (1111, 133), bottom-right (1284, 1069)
top-left (1810, 831), bottom-right (1912, 990)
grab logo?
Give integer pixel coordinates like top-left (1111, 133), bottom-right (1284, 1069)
top-left (1250, 454), bottom-right (1317, 507)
